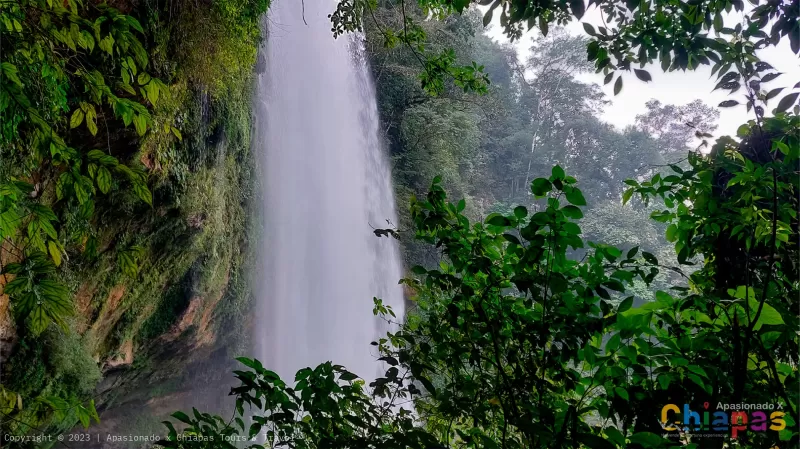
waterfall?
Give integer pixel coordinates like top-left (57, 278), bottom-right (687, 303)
top-left (252, 0), bottom-right (405, 382)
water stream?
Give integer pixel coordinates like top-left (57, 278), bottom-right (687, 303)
top-left (252, 0), bottom-right (405, 382)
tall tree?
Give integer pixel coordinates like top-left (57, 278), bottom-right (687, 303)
top-left (635, 100), bottom-right (720, 155)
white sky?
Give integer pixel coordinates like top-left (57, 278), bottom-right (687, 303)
top-left (483, 6), bottom-right (800, 136)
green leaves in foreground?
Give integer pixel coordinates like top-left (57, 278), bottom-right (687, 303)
top-left (2, 253), bottom-right (73, 335)
top-left (41, 396), bottom-right (100, 430)
top-left (329, 1), bottom-right (489, 96)
top-left (168, 143), bottom-right (797, 447)
top-left (158, 359), bottom-right (438, 449)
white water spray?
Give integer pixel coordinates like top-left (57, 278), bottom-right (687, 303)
top-left (252, 0), bottom-right (405, 382)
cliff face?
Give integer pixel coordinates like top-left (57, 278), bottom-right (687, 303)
top-left (0, 0), bottom-right (266, 442)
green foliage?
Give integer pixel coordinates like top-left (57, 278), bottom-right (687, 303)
top-left (158, 359), bottom-right (437, 449)
top-left (2, 324), bottom-right (101, 435)
top-left (46, 324), bottom-right (103, 395)
top-left (3, 336), bottom-right (48, 399)
top-left (1, 0), bottom-right (268, 442)
top-left (169, 144), bottom-right (797, 446)
top-left (334, 0), bottom-right (800, 109)
top-left (117, 244), bottom-right (146, 278)
top-left (173, 0), bottom-right (270, 97)
top-left (164, 9), bottom-right (799, 440)
top-left (366, 7), bottom-right (688, 273)
top-left (1, 0), bottom-right (165, 335)
top-left (623, 115), bottom-right (799, 423)
top-left (388, 174), bottom-right (677, 447)
top-left (398, 101), bottom-right (481, 198)
top-left (41, 395), bottom-right (100, 431)
top-left (332, 0), bottom-right (489, 96)
top-left (3, 252), bottom-right (73, 334)
top-left (624, 115), bottom-right (799, 265)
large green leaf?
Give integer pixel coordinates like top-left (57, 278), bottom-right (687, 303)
top-left (628, 431), bottom-right (666, 447)
top-left (562, 205), bottom-right (583, 219)
top-left (134, 182), bottom-right (153, 206)
top-left (577, 433), bottom-right (615, 449)
top-left (564, 185), bottom-right (587, 206)
top-left (531, 178), bottom-right (552, 196)
top-left (70, 109), bottom-right (84, 128)
top-left (96, 166), bottom-right (112, 194)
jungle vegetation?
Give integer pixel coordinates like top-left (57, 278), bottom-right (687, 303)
top-left (0, 0), bottom-right (269, 441)
top-left (160, 0), bottom-right (798, 449)
top-left (0, 0), bottom-right (796, 447)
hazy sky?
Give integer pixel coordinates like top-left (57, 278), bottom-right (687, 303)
top-left (483, 7), bottom-right (800, 137)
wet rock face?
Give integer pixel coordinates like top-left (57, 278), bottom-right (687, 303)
top-left (255, 51), bottom-right (267, 75)
top-left (164, 296), bottom-right (202, 342)
top-left (0, 241), bottom-right (20, 365)
top-left (105, 340), bottom-right (134, 369)
top-left (0, 290), bottom-right (16, 365)
top-left (0, 334), bottom-right (15, 367)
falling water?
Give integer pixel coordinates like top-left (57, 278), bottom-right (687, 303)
top-left (252, 0), bottom-right (405, 382)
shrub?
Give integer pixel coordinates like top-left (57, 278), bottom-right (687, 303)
top-left (45, 323), bottom-right (102, 396)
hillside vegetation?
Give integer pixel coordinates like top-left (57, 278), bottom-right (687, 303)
top-left (0, 0), bottom-right (268, 440)
top-left (363, 7), bottom-right (705, 299)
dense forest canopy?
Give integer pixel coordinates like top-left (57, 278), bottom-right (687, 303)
top-left (364, 8), bottom-right (707, 293)
top-left (1, 0), bottom-right (798, 447)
